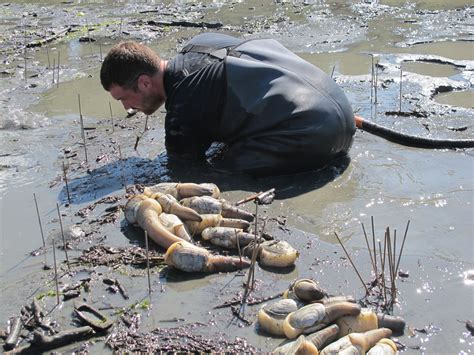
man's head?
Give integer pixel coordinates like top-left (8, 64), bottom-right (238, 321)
top-left (100, 41), bottom-right (167, 115)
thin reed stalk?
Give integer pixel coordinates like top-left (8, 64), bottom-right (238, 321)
top-left (77, 94), bottom-right (88, 162)
top-left (334, 232), bottom-right (370, 295)
top-left (52, 239), bottom-right (60, 305)
top-left (145, 231), bottom-right (152, 295)
top-left (56, 203), bottom-right (70, 271)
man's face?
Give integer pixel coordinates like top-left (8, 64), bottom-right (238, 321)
top-left (109, 81), bottom-right (164, 116)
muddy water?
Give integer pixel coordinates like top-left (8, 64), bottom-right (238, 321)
top-left (1, 0), bottom-right (473, 353)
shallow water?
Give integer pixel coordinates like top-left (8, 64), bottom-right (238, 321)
top-left (1, 0), bottom-right (473, 353)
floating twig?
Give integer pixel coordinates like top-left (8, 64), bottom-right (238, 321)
top-left (334, 232), bottom-right (370, 295)
top-left (78, 94), bottom-right (88, 162)
top-left (56, 203), bottom-right (70, 271)
top-left (99, 43), bottom-right (103, 61)
top-left (330, 65), bottom-right (335, 79)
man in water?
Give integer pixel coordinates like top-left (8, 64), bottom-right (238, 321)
top-left (100, 33), bottom-right (355, 176)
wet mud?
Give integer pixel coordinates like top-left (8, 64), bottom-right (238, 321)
top-left (1, 0), bottom-right (473, 353)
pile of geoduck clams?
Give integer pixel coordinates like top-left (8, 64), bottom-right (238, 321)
top-left (125, 182), bottom-right (298, 273)
top-left (258, 278), bottom-right (405, 354)
top-left (126, 182), bottom-right (405, 354)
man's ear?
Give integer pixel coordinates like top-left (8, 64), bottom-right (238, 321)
top-left (137, 74), bottom-right (152, 91)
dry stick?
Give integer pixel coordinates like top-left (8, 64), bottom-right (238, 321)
top-left (330, 65), bottom-right (335, 79)
top-left (243, 201), bottom-right (260, 303)
top-left (119, 18), bottom-right (123, 39)
top-left (235, 229), bottom-right (242, 263)
top-left (371, 216), bottom-right (378, 285)
top-left (56, 203), bottom-right (70, 271)
top-left (334, 232), bottom-right (370, 295)
top-left (374, 59), bottom-right (378, 104)
top-left (385, 227), bottom-right (395, 306)
top-left (144, 115), bottom-right (149, 132)
top-left (86, 20), bottom-right (93, 57)
top-left (77, 94), bottom-right (88, 162)
top-left (144, 231), bottom-right (152, 295)
top-left (399, 67), bottom-right (403, 113)
top-left (56, 51), bottom-right (60, 88)
top-left (62, 162), bottom-right (71, 205)
top-left (52, 58), bottom-right (55, 84)
top-left (52, 239), bottom-right (60, 305)
top-left (33, 193), bottom-right (47, 265)
top-left (361, 222), bottom-right (376, 275)
top-left (395, 220), bottom-right (410, 274)
top-left (378, 239), bottom-right (387, 306)
top-left (44, 29), bottom-right (51, 69)
top-left (370, 54), bottom-right (374, 105)
top-left (392, 229), bottom-right (398, 302)
top-left (118, 146), bottom-right (127, 190)
top-left (23, 29), bottom-right (27, 83)
top-left (109, 102), bottom-right (115, 133)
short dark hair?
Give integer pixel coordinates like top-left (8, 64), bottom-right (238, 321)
top-left (100, 41), bottom-right (161, 91)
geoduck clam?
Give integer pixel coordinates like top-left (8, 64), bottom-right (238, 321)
top-left (185, 214), bottom-right (251, 235)
top-left (125, 195), bottom-right (183, 249)
top-left (367, 338), bottom-right (398, 355)
top-left (273, 324), bottom-right (340, 354)
top-left (164, 240), bottom-right (250, 273)
top-left (180, 196), bottom-right (254, 222)
top-left (158, 213), bottom-right (192, 242)
top-left (143, 182), bottom-right (220, 200)
top-left (283, 279), bottom-right (328, 303)
top-left (245, 240), bottom-right (299, 268)
top-left (257, 298), bottom-right (300, 336)
top-left (336, 308), bottom-right (406, 337)
top-left (283, 302), bottom-right (361, 339)
top-left (201, 227), bottom-right (255, 249)
top-left (151, 193), bottom-right (202, 222)
top-left (319, 328), bottom-right (393, 355)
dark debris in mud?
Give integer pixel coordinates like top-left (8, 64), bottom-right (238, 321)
top-left (78, 245), bottom-right (165, 268)
top-left (106, 322), bottom-right (260, 353)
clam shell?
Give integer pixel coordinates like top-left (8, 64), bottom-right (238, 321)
top-left (291, 279), bottom-right (327, 302)
top-left (258, 299), bottom-right (299, 336)
top-left (259, 240), bottom-right (299, 268)
top-left (164, 241), bottom-right (209, 272)
top-left (180, 196), bottom-right (222, 215)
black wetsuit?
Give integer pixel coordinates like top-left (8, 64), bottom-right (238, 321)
top-left (163, 33), bottom-right (355, 176)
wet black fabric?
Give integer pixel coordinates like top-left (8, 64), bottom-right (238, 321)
top-left (163, 33), bottom-right (355, 176)
top-left (163, 33), bottom-right (242, 157)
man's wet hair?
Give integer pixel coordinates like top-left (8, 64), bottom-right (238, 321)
top-left (100, 41), bottom-right (161, 91)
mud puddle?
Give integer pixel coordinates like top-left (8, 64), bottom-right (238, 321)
top-left (1, 0), bottom-right (473, 353)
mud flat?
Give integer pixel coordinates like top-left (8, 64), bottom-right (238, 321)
top-left (1, 0), bottom-right (473, 353)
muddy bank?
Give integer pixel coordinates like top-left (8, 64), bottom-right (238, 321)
top-left (1, 0), bottom-right (473, 353)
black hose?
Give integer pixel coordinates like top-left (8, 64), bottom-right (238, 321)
top-left (358, 118), bottom-right (474, 149)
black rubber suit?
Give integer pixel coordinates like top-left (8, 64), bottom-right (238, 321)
top-left (163, 33), bottom-right (355, 176)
